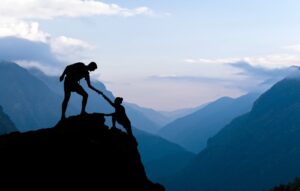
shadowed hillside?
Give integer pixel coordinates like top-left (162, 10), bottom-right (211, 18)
top-left (167, 78), bottom-right (300, 191)
top-left (135, 128), bottom-right (195, 183)
top-left (0, 113), bottom-right (165, 191)
top-left (159, 93), bottom-right (259, 153)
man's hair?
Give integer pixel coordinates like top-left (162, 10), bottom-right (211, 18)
top-left (88, 62), bottom-right (97, 70)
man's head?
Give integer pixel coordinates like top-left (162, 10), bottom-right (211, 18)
top-left (114, 97), bottom-right (123, 105)
top-left (87, 62), bottom-right (97, 71)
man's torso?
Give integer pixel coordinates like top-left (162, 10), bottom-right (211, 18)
top-left (65, 62), bottom-right (89, 82)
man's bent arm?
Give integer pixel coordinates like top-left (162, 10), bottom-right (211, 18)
top-left (60, 67), bottom-right (67, 81)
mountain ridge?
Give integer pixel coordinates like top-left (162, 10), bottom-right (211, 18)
top-left (167, 77), bottom-right (300, 191)
top-left (159, 93), bottom-right (259, 152)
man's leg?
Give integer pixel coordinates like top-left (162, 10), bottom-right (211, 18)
top-left (61, 90), bottom-right (71, 120)
top-left (74, 85), bottom-right (88, 115)
top-left (112, 113), bottom-right (117, 128)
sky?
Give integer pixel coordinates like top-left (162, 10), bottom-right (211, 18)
top-left (1, 0), bottom-right (300, 111)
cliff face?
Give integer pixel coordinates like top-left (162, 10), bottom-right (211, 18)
top-left (0, 113), bottom-right (164, 191)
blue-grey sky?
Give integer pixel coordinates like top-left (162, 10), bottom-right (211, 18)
top-left (0, 0), bottom-right (299, 110)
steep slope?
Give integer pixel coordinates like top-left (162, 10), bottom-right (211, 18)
top-left (159, 93), bottom-right (259, 152)
top-left (167, 78), bottom-right (300, 191)
top-left (0, 105), bottom-right (18, 134)
top-left (0, 113), bottom-right (165, 191)
top-left (0, 61), bottom-right (63, 131)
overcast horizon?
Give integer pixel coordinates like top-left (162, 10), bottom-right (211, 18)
top-left (1, 0), bottom-right (300, 110)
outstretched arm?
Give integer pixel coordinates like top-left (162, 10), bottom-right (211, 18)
top-left (99, 92), bottom-right (115, 107)
top-left (85, 75), bottom-right (102, 94)
top-left (103, 113), bottom-right (114, 116)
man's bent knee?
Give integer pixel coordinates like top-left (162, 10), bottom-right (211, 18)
top-left (82, 92), bottom-right (88, 99)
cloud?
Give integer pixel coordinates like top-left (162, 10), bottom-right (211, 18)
top-left (184, 58), bottom-right (240, 65)
top-left (0, 1), bottom-right (155, 75)
top-left (148, 74), bottom-right (233, 84)
top-left (229, 61), bottom-right (295, 79)
top-left (0, 0), bottom-right (153, 19)
top-left (285, 44), bottom-right (300, 52)
top-left (16, 60), bottom-right (61, 76)
top-left (0, 18), bottom-right (95, 63)
top-left (0, 37), bottom-right (60, 64)
top-left (50, 36), bottom-right (94, 62)
top-left (0, 36), bottom-right (98, 75)
top-left (0, 36), bottom-right (64, 75)
top-left (148, 73), bottom-right (263, 93)
top-left (149, 60), bottom-right (296, 93)
top-left (185, 54), bottom-right (300, 69)
top-left (0, 18), bottom-right (49, 42)
top-left (243, 54), bottom-right (300, 68)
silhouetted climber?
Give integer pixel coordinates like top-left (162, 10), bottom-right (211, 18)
top-left (60, 62), bottom-right (101, 120)
top-left (99, 92), bottom-right (137, 144)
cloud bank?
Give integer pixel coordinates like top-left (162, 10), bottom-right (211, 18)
top-left (0, 0), bottom-right (153, 19)
top-left (0, 0), bottom-right (154, 73)
top-left (150, 60), bottom-right (296, 93)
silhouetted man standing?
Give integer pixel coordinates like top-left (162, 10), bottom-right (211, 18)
top-left (60, 62), bottom-right (101, 120)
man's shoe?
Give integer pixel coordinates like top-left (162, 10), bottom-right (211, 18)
top-left (80, 111), bottom-right (88, 115)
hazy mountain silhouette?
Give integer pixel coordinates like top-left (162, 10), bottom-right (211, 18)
top-left (159, 105), bottom-right (206, 124)
top-left (167, 77), bottom-right (300, 191)
top-left (125, 102), bottom-right (171, 128)
top-left (0, 113), bottom-right (165, 191)
top-left (0, 61), bottom-right (65, 131)
top-left (125, 103), bottom-right (205, 129)
top-left (159, 93), bottom-right (259, 153)
top-left (30, 68), bottom-right (161, 134)
top-left (0, 105), bottom-right (18, 134)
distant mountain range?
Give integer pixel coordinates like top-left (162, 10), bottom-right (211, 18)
top-left (0, 61), bottom-right (62, 131)
top-left (159, 93), bottom-right (260, 153)
top-left (166, 77), bottom-right (300, 191)
top-left (126, 103), bottom-right (204, 129)
top-left (159, 105), bottom-right (205, 124)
